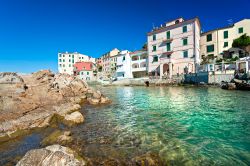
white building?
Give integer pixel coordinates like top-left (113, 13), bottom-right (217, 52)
top-left (147, 17), bottom-right (201, 78)
top-left (130, 50), bottom-right (148, 78)
top-left (200, 19), bottom-right (250, 60)
top-left (115, 50), bottom-right (133, 80)
top-left (58, 52), bottom-right (95, 75)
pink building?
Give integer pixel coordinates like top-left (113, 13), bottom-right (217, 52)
top-left (74, 62), bottom-right (95, 81)
top-left (147, 17), bottom-right (201, 79)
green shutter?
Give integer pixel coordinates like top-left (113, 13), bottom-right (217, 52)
top-left (183, 38), bottom-right (188, 46)
top-left (166, 42), bottom-right (171, 51)
top-left (153, 45), bottom-right (157, 52)
top-left (238, 27), bottom-right (243, 33)
top-left (207, 34), bottom-right (212, 42)
top-left (183, 51), bottom-right (188, 58)
top-left (153, 56), bottom-right (158, 62)
top-left (183, 26), bottom-right (187, 33)
top-left (207, 45), bottom-right (214, 53)
top-left (224, 42), bottom-right (228, 47)
top-left (224, 31), bottom-right (228, 39)
top-left (166, 31), bottom-right (170, 39)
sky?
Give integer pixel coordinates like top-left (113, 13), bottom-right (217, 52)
top-left (0, 0), bottom-right (249, 73)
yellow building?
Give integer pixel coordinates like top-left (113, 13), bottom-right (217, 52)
top-left (200, 19), bottom-right (250, 60)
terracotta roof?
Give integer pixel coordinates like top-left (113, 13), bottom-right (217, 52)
top-left (147, 17), bottom-right (200, 36)
top-left (74, 62), bottom-right (93, 71)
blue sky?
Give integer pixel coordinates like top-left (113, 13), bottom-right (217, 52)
top-left (0, 0), bottom-right (249, 73)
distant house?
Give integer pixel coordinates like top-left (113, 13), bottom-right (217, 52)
top-left (58, 52), bottom-right (95, 75)
top-left (130, 50), bottom-right (148, 78)
top-left (200, 19), bottom-right (250, 60)
top-left (222, 47), bottom-right (248, 59)
top-left (116, 50), bottom-right (133, 80)
top-left (74, 62), bottom-right (95, 81)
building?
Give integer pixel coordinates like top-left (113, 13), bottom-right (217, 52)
top-left (73, 62), bottom-right (95, 81)
top-left (147, 17), bottom-right (201, 78)
top-left (102, 48), bottom-right (120, 78)
top-left (130, 50), bottom-right (148, 78)
top-left (58, 52), bottom-right (95, 75)
top-left (200, 19), bottom-right (250, 61)
top-left (116, 50), bottom-right (133, 79)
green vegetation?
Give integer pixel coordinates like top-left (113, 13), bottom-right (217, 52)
top-left (232, 34), bottom-right (250, 48)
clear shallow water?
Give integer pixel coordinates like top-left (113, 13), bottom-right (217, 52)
top-left (0, 86), bottom-right (250, 165)
top-left (73, 86), bottom-right (250, 165)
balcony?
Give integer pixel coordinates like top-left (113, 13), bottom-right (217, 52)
top-left (162, 38), bottom-right (173, 43)
top-left (159, 51), bottom-right (173, 63)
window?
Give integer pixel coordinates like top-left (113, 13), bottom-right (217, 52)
top-left (69, 64), bottom-right (71, 67)
top-left (87, 72), bottom-right (89, 75)
top-left (72, 59), bottom-right (74, 63)
top-left (224, 42), bottom-right (228, 47)
top-left (238, 27), bottom-right (243, 33)
top-left (183, 26), bottom-right (187, 33)
top-left (69, 55), bottom-right (71, 57)
top-left (123, 56), bottom-right (125, 61)
top-left (69, 59), bottom-right (71, 62)
top-left (72, 55), bottom-right (74, 58)
top-left (63, 64), bottom-right (65, 67)
top-left (166, 31), bottom-right (170, 39)
top-left (224, 31), bottom-right (228, 39)
top-left (183, 50), bottom-right (188, 58)
top-left (183, 38), bottom-right (188, 46)
top-left (59, 59), bottom-right (61, 62)
top-left (63, 59), bottom-right (65, 62)
top-left (153, 45), bottom-right (157, 52)
top-left (153, 34), bottom-right (156, 41)
top-left (207, 34), bottom-right (212, 42)
top-left (59, 54), bottom-right (61, 57)
top-left (166, 42), bottom-right (171, 51)
top-left (59, 64), bottom-right (62, 67)
top-left (153, 56), bottom-right (158, 62)
top-left (207, 45), bottom-right (214, 53)
top-left (63, 55), bottom-right (65, 57)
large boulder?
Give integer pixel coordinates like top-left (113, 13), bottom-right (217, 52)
top-left (64, 111), bottom-right (84, 124)
top-left (16, 145), bottom-right (87, 166)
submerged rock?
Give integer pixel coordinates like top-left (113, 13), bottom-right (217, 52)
top-left (16, 145), bottom-right (87, 166)
top-left (42, 130), bottom-right (73, 146)
top-left (131, 152), bottom-right (164, 166)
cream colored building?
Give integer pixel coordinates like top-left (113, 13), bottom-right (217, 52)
top-left (147, 17), bottom-right (201, 78)
top-left (200, 19), bottom-right (250, 60)
top-left (58, 52), bottom-right (95, 75)
top-left (102, 48), bottom-right (120, 78)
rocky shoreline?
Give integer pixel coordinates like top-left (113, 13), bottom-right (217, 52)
top-left (0, 70), bottom-right (111, 142)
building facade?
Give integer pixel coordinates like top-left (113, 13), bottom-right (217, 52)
top-left (102, 48), bottom-right (120, 78)
top-left (58, 52), bottom-right (95, 75)
top-left (116, 50), bottom-right (133, 79)
top-left (200, 19), bottom-right (250, 60)
top-left (73, 62), bottom-right (95, 81)
top-left (130, 50), bottom-right (148, 78)
top-left (147, 17), bottom-right (201, 78)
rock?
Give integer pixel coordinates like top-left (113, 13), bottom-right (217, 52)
top-left (64, 111), bottom-right (84, 124)
top-left (87, 98), bottom-right (100, 105)
top-left (0, 70), bottom-right (110, 139)
top-left (100, 97), bottom-right (111, 104)
top-left (228, 83), bottom-right (236, 90)
top-left (42, 130), bottom-right (73, 146)
top-left (131, 152), bottom-right (164, 166)
top-left (0, 72), bottom-right (24, 84)
top-left (54, 103), bottom-right (81, 117)
top-left (92, 90), bottom-right (102, 99)
top-left (16, 145), bottom-right (87, 166)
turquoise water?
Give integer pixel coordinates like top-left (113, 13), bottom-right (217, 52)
top-left (0, 86), bottom-right (249, 165)
top-left (73, 86), bottom-right (250, 165)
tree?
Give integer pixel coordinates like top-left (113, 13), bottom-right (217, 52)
top-left (232, 34), bottom-right (250, 48)
top-left (142, 43), bottom-right (147, 50)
